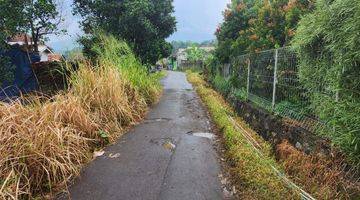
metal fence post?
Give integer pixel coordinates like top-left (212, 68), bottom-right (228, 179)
top-left (272, 49), bottom-right (279, 109)
top-left (247, 58), bottom-right (251, 99)
top-left (222, 64), bottom-right (226, 77)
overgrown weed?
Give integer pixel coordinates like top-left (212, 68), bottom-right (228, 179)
top-left (0, 34), bottom-right (163, 199)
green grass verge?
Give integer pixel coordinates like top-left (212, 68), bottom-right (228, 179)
top-left (186, 71), bottom-right (299, 199)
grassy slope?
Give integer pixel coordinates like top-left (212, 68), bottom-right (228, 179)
top-left (186, 71), bottom-right (299, 199)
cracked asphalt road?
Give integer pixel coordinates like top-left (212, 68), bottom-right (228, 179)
top-left (64, 71), bottom-right (223, 200)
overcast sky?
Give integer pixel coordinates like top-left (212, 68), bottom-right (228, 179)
top-left (48, 0), bottom-right (230, 52)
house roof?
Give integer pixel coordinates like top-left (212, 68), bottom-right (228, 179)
top-left (8, 34), bottom-right (33, 43)
top-left (38, 45), bottom-right (54, 54)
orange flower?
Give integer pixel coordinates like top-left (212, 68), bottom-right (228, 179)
top-left (284, 0), bottom-right (297, 12)
top-left (236, 3), bottom-right (246, 11)
top-left (249, 34), bottom-right (259, 41)
top-left (224, 10), bottom-right (232, 19)
top-left (287, 29), bottom-right (296, 37)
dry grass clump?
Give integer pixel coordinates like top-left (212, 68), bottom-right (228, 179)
top-left (277, 140), bottom-right (360, 199)
top-left (0, 95), bottom-right (98, 199)
top-left (69, 61), bottom-right (147, 141)
top-left (186, 71), bottom-right (299, 199)
top-left (0, 35), bottom-right (163, 199)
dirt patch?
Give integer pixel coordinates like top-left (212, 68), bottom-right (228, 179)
top-left (277, 140), bottom-right (360, 199)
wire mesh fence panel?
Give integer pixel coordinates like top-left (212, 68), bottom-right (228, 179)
top-left (275, 48), bottom-right (306, 103)
top-left (248, 49), bottom-right (276, 110)
top-left (231, 54), bottom-right (250, 92)
top-left (272, 48), bottom-right (329, 133)
top-left (221, 47), bottom-right (333, 134)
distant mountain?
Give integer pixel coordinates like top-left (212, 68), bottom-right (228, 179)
top-left (171, 40), bottom-right (217, 53)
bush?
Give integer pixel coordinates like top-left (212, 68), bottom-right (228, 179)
top-left (292, 0), bottom-right (360, 164)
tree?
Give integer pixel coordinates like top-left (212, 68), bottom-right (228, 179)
top-left (73, 0), bottom-right (177, 64)
top-left (0, 0), bottom-right (65, 85)
top-left (171, 40), bottom-right (216, 54)
top-left (26, 0), bottom-right (65, 52)
top-left (171, 41), bottom-right (199, 53)
top-left (215, 0), bottom-right (314, 62)
top-left (0, 0), bottom-right (65, 52)
top-left (0, 0), bottom-right (27, 85)
top-left (186, 45), bottom-right (206, 63)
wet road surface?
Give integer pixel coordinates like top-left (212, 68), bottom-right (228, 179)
top-left (63, 71), bottom-right (223, 200)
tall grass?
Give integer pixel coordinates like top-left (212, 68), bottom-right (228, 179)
top-left (0, 34), bottom-right (163, 199)
top-left (91, 34), bottom-right (162, 105)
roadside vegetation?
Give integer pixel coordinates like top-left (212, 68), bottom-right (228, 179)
top-left (212, 0), bottom-right (360, 170)
top-left (292, 0), bottom-right (360, 164)
top-left (0, 34), bottom-right (164, 199)
top-left (187, 71), bottom-right (360, 199)
top-left (186, 71), bottom-right (299, 199)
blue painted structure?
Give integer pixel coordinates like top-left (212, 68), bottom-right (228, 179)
top-left (0, 46), bottom-right (40, 100)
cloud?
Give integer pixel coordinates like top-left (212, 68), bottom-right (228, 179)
top-left (168, 0), bottom-right (230, 42)
top-left (49, 0), bottom-right (230, 51)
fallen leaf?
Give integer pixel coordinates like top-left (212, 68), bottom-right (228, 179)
top-left (223, 187), bottom-right (232, 198)
top-left (109, 153), bottom-right (121, 158)
top-left (232, 186), bottom-right (237, 194)
top-left (221, 178), bottom-right (228, 185)
top-left (93, 150), bottom-right (105, 158)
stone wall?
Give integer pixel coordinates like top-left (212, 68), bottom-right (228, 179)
top-left (228, 96), bottom-right (332, 156)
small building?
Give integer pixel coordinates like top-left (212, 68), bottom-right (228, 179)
top-left (173, 46), bottom-right (215, 70)
top-left (175, 48), bottom-right (188, 68)
top-left (7, 34), bottom-right (62, 62)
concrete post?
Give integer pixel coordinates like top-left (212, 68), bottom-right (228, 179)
top-left (272, 49), bottom-right (279, 109)
top-left (247, 58), bottom-right (251, 99)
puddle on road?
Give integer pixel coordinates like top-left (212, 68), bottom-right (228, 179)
top-left (163, 141), bottom-right (176, 151)
top-left (187, 131), bottom-right (216, 139)
top-left (150, 138), bottom-right (176, 152)
top-left (144, 118), bottom-right (172, 124)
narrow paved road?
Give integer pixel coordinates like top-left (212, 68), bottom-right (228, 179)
top-left (64, 71), bottom-right (223, 200)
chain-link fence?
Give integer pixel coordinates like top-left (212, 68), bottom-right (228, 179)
top-left (220, 47), bottom-right (330, 133)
